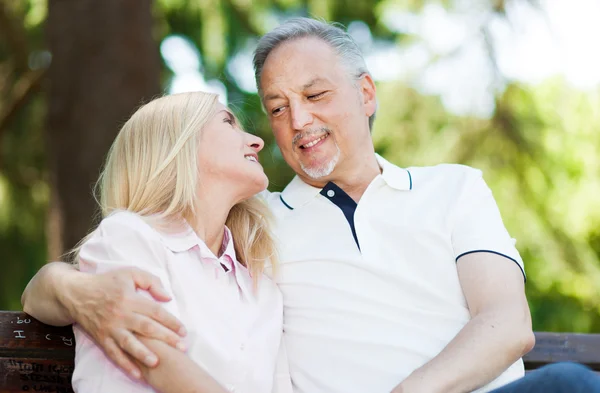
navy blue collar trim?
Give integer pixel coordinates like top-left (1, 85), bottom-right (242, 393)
top-left (279, 195), bottom-right (294, 210)
top-left (320, 182), bottom-right (360, 251)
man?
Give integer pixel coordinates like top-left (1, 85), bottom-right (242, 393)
top-left (22, 18), bottom-right (600, 393)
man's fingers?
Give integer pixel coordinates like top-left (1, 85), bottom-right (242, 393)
top-left (114, 329), bottom-right (159, 368)
top-left (130, 313), bottom-right (187, 351)
top-left (131, 296), bottom-right (186, 337)
top-left (103, 337), bottom-right (142, 380)
top-left (129, 268), bottom-right (171, 301)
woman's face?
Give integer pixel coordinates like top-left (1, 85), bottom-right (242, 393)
top-left (197, 103), bottom-right (268, 201)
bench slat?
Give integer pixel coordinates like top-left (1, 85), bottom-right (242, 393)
top-left (0, 357), bottom-right (74, 393)
top-left (0, 312), bottom-right (75, 359)
top-left (524, 332), bottom-right (600, 371)
top-left (1, 312), bottom-right (75, 393)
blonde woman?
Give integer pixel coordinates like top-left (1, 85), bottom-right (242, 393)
top-left (69, 92), bottom-right (290, 393)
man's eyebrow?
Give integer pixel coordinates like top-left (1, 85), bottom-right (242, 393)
top-left (264, 77), bottom-right (327, 101)
top-left (264, 93), bottom-right (282, 101)
top-left (303, 78), bottom-right (326, 89)
top-left (263, 78), bottom-right (328, 101)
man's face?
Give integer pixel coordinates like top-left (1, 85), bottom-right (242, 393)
top-left (259, 37), bottom-right (377, 186)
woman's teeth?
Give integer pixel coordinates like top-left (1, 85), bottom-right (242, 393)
top-left (245, 155), bottom-right (257, 162)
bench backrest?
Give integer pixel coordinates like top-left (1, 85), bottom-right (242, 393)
top-left (1, 311), bottom-right (599, 392)
top-left (524, 331), bottom-right (600, 372)
top-left (1, 311), bottom-right (75, 393)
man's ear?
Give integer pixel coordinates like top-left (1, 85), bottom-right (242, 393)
top-left (358, 73), bottom-right (377, 117)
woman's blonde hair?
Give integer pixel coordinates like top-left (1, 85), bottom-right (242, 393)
top-left (74, 92), bottom-right (277, 281)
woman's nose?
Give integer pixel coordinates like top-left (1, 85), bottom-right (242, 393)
top-left (248, 133), bottom-right (265, 152)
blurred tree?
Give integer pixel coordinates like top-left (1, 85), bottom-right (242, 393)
top-left (0, 0), bottom-right (50, 310)
top-left (45, 0), bottom-right (161, 256)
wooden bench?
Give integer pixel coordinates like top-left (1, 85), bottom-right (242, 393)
top-left (1, 312), bottom-right (75, 393)
top-left (1, 311), bottom-right (599, 392)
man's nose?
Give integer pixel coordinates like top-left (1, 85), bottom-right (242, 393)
top-left (290, 103), bottom-right (314, 131)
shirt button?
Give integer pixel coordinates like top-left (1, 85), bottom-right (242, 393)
top-left (227, 385), bottom-right (236, 392)
top-left (240, 343), bottom-right (245, 350)
top-left (327, 189), bottom-right (335, 197)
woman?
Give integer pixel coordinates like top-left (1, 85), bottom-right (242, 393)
top-left (70, 92), bottom-right (290, 393)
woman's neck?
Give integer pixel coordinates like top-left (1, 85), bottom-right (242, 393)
top-left (192, 191), bottom-right (234, 257)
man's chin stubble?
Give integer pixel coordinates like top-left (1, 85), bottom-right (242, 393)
top-left (299, 147), bottom-right (341, 179)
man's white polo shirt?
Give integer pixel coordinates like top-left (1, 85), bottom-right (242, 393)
top-left (264, 154), bottom-right (526, 393)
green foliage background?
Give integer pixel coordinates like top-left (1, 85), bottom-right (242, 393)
top-left (1, 0), bottom-right (599, 333)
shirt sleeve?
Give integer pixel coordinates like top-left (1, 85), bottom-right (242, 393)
top-left (72, 212), bottom-right (180, 393)
top-left (451, 169), bottom-right (526, 280)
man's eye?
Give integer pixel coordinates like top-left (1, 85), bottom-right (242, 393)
top-left (272, 107), bottom-right (284, 115)
top-left (308, 92), bottom-right (326, 100)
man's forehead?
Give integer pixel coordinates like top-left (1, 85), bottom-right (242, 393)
top-left (260, 38), bottom-right (341, 88)
top-left (302, 77), bottom-right (331, 89)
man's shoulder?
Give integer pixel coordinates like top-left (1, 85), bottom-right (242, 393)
top-left (407, 163), bottom-right (482, 191)
top-left (407, 162), bottom-right (481, 178)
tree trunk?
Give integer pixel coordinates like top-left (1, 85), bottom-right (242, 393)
top-left (46, 0), bottom-right (161, 256)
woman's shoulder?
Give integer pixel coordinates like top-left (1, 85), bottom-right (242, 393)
top-left (96, 211), bottom-right (198, 254)
top-left (96, 210), bottom-right (163, 242)
top-left (79, 211), bottom-right (174, 270)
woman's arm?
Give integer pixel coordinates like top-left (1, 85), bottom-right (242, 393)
top-left (137, 338), bottom-right (228, 393)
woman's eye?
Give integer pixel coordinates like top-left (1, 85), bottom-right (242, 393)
top-left (224, 118), bottom-right (234, 125)
top-left (272, 107), bottom-right (284, 115)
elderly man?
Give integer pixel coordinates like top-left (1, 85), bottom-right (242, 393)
top-left (22, 18), bottom-right (600, 393)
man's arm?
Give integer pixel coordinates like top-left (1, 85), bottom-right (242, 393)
top-left (137, 337), bottom-right (228, 393)
top-left (21, 261), bottom-right (187, 379)
top-left (22, 262), bottom-right (80, 325)
top-left (392, 252), bottom-right (534, 393)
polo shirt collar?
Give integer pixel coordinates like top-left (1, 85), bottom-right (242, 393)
top-left (280, 175), bottom-right (323, 210)
top-left (280, 154), bottom-right (412, 209)
top-left (154, 221), bottom-right (198, 253)
top-left (153, 219), bottom-right (235, 256)
top-left (376, 154), bottom-right (413, 191)
top-left (155, 221), bottom-right (253, 298)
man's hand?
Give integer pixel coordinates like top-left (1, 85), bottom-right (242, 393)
top-left (64, 267), bottom-right (187, 379)
top-left (22, 262), bottom-right (187, 380)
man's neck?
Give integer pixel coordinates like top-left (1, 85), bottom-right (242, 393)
top-left (334, 162), bottom-right (381, 202)
top-left (301, 153), bottom-right (381, 203)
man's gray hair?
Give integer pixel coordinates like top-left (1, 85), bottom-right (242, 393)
top-left (253, 17), bottom-right (376, 131)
